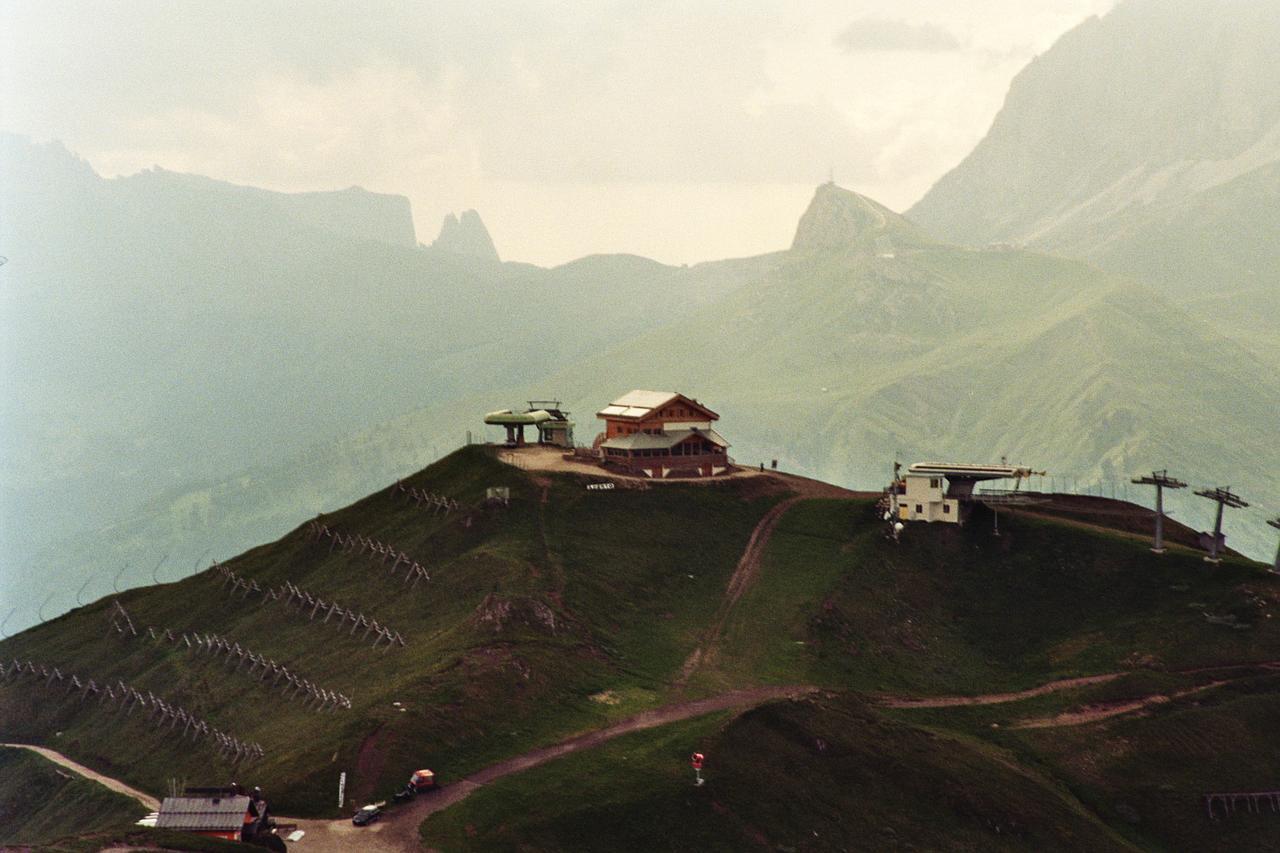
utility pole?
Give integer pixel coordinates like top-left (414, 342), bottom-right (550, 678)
top-left (1193, 486), bottom-right (1248, 564)
top-left (1131, 470), bottom-right (1187, 553)
top-left (1268, 517), bottom-right (1280, 573)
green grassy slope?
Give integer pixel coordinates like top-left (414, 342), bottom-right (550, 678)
top-left (0, 447), bottom-right (781, 817)
top-left (6, 450), bottom-right (1280, 849)
top-left (1015, 674), bottom-right (1280, 852)
top-left (419, 489), bottom-right (1280, 853)
top-left (711, 499), bottom-right (1280, 696)
top-left (421, 693), bottom-right (1133, 853)
top-left (0, 746), bottom-right (147, 847)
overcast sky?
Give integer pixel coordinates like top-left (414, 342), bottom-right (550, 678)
top-left (2, 0), bottom-right (1115, 266)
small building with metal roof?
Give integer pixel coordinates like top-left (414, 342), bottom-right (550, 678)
top-left (155, 794), bottom-right (252, 841)
top-left (595, 390), bottom-right (731, 478)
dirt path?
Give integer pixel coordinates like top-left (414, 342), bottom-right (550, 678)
top-left (283, 685), bottom-right (816, 852)
top-left (1013, 681), bottom-right (1227, 729)
top-left (880, 661), bottom-right (1280, 727)
top-left (675, 497), bottom-right (803, 686)
top-left (672, 473), bottom-right (871, 688)
top-left (1, 743), bottom-right (160, 812)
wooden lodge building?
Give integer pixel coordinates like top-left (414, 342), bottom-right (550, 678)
top-left (595, 390), bottom-right (731, 478)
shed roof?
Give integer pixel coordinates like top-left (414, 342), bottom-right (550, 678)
top-left (156, 795), bottom-right (250, 832)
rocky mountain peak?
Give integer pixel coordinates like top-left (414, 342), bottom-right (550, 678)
top-left (431, 209), bottom-right (500, 263)
top-left (790, 182), bottom-right (917, 252)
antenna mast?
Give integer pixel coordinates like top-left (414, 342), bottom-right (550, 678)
top-left (1131, 470), bottom-right (1187, 553)
top-left (1193, 486), bottom-right (1248, 563)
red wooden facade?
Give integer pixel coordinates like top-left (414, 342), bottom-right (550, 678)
top-left (595, 391), bottom-right (731, 478)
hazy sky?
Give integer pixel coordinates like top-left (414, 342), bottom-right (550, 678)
top-left (2, 0), bottom-right (1115, 266)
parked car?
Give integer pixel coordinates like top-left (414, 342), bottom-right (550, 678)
top-left (352, 804), bottom-right (382, 826)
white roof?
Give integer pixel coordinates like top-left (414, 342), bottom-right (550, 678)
top-left (598, 405), bottom-right (652, 418)
top-left (597, 390), bottom-right (679, 420)
top-left (908, 462), bottom-right (1032, 479)
top-left (612, 390), bottom-right (678, 409)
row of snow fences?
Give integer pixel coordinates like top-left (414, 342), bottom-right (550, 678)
top-left (393, 481), bottom-right (461, 513)
top-left (0, 657), bottom-right (265, 764)
top-left (215, 565), bottom-right (408, 650)
top-left (107, 600), bottom-right (353, 711)
top-left (304, 522), bottom-right (432, 588)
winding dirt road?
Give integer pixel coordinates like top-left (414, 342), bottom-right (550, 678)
top-left (1, 742), bottom-right (160, 812)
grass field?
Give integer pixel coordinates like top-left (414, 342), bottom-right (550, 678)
top-left (421, 692), bottom-right (1134, 852)
top-left (710, 498), bottom-right (1279, 696)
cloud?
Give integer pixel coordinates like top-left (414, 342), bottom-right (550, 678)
top-left (835, 17), bottom-right (962, 53)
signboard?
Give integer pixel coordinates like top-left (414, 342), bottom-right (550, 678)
top-left (338, 771), bottom-right (346, 809)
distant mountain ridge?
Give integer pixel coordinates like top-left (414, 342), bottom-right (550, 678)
top-left (5, 126), bottom-right (1280, 636)
top-left (0, 137), bottom-right (419, 249)
top-left (909, 0), bottom-right (1280, 250)
top-left (907, 0), bottom-right (1280, 361)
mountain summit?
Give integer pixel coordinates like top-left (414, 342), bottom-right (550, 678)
top-left (431, 209), bottom-right (500, 263)
top-left (790, 182), bottom-right (920, 252)
top-left (905, 0), bottom-right (1280, 356)
top-left (908, 0), bottom-right (1280, 250)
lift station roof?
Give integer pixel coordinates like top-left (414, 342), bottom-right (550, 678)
top-left (908, 462), bottom-right (1034, 480)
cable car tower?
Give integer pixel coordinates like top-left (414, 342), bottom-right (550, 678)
top-left (1268, 517), bottom-right (1280, 573)
top-left (1193, 486), bottom-right (1248, 563)
top-left (1131, 470), bottom-right (1187, 553)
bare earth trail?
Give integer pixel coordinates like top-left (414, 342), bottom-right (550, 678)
top-left (877, 674), bottom-right (1125, 708)
top-left (674, 471), bottom-right (870, 687)
top-left (1012, 681), bottom-right (1227, 729)
top-left (1, 742), bottom-right (160, 812)
top-left (881, 661), bottom-right (1280, 728)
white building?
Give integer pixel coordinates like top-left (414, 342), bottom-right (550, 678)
top-left (896, 462), bottom-right (1035, 524)
top-left (900, 474), bottom-right (958, 522)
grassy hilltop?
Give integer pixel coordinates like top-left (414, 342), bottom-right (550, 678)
top-left (4, 446), bottom-right (1280, 851)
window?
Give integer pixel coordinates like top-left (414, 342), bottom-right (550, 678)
top-left (930, 478), bottom-right (941, 488)
top-left (915, 504), bottom-right (923, 513)
top-left (943, 504), bottom-right (951, 514)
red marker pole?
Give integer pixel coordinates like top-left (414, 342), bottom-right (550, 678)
top-left (691, 752), bottom-right (705, 787)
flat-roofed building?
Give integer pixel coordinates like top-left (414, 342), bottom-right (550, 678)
top-left (897, 462), bottom-right (1035, 524)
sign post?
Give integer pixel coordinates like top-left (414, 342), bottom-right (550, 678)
top-left (691, 752), bottom-right (705, 787)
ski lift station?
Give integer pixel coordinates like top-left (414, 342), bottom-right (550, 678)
top-left (484, 401), bottom-right (575, 448)
top-left (895, 462), bottom-right (1038, 524)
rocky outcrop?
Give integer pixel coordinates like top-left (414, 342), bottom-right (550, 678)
top-left (431, 209), bottom-right (500, 263)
